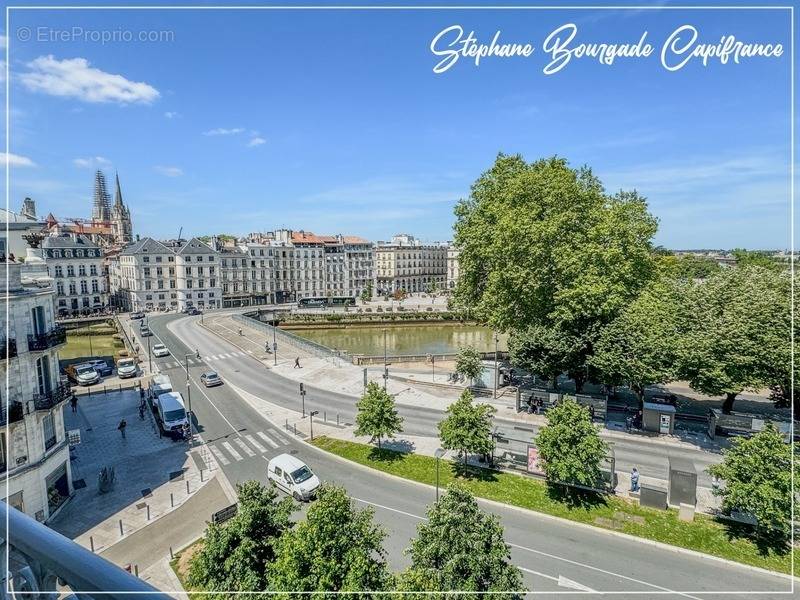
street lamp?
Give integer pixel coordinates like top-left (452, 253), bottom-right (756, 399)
top-left (147, 333), bottom-right (152, 374)
top-left (309, 410), bottom-right (319, 440)
top-left (434, 448), bottom-right (445, 502)
top-left (87, 324), bottom-right (94, 356)
top-left (493, 332), bottom-right (499, 399)
top-left (183, 352), bottom-right (196, 444)
top-left (382, 328), bottom-right (388, 391)
top-left (272, 311), bottom-right (277, 366)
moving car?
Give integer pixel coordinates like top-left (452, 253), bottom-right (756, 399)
top-left (267, 454), bottom-right (320, 502)
top-left (140, 327), bottom-right (153, 337)
top-left (66, 363), bottom-right (100, 386)
top-left (117, 357), bottom-right (138, 378)
top-left (152, 343), bottom-right (170, 358)
top-left (154, 391), bottom-right (189, 439)
top-left (87, 359), bottom-right (113, 377)
top-left (130, 311), bottom-right (146, 320)
top-left (200, 371), bottom-right (222, 387)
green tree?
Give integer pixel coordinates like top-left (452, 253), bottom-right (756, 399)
top-left (591, 279), bottom-right (684, 405)
top-left (708, 426), bottom-right (793, 542)
top-left (455, 345), bottom-right (483, 385)
top-left (507, 324), bottom-right (586, 390)
top-left (679, 266), bottom-right (790, 413)
top-left (187, 480), bottom-right (294, 594)
top-left (535, 397), bottom-right (608, 488)
top-left (360, 281), bottom-right (373, 303)
top-left (268, 484), bottom-right (390, 596)
top-left (453, 154), bottom-right (658, 391)
top-left (657, 253), bottom-right (722, 280)
top-left (731, 248), bottom-right (783, 272)
top-left (354, 381), bottom-right (404, 448)
top-left (398, 484), bottom-right (524, 596)
top-left (438, 389), bottom-right (496, 467)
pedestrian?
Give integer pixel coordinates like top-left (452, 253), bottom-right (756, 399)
top-left (239, 328), bottom-right (243, 336)
top-left (630, 467), bottom-right (640, 492)
top-left (139, 387), bottom-right (145, 403)
top-left (70, 395), bottom-right (78, 413)
top-left (117, 419), bottom-right (127, 439)
top-left (294, 357), bottom-right (301, 369)
top-left (265, 341), bottom-right (271, 353)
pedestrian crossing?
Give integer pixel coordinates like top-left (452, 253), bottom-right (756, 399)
top-left (159, 351), bottom-right (249, 369)
top-left (206, 429), bottom-right (288, 465)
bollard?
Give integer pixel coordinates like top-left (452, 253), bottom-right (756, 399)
top-left (293, 423), bottom-right (297, 436)
top-left (118, 519), bottom-right (123, 536)
top-left (169, 546), bottom-right (174, 560)
top-left (90, 536), bottom-right (94, 553)
top-left (146, 504), bottom-right (150, 520)
top-left (285, 418), bottom-right (288, 431)
top-left (337, 414), bottom-right (340, 426)
top-left (324, 411), bottom-right (327, 423)
top-left (186, 480), bottom-right (190, 494)
top-left (135, 565), bottom-right (139, 577)
top-left (201, 469), bottom-right (204, 482)
top-left (170, 492), bottom-right (174, 507)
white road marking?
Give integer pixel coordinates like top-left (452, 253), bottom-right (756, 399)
top-left (234, 437), bottom-right (256, 457)
top-left (352, 497), bottom-right (702, 599)
top-left (268, 428), bottom-right (289, 445)
top-left (245, 433), bottom-right (266, 453)
top-left (257, 431), bottom-right (279, 448)
top-left (222, 441), bottom-right (243, 462)
top-left (209, 444), bottom-right (230, 466)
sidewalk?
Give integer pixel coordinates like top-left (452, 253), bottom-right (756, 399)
top-left (204, 313), bottom-right (723, 454)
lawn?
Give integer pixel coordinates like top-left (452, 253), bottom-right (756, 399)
top-left (313, 436), bottom-right (796, 575)
top-left (60, 324), bottom-right (124, 360)
top-left (169, 540), bottom-right (203, 599)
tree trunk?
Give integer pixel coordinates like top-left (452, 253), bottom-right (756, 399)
top-left (377, 436), bottom-right (382, 449)
top-left (722, 392), bottom-right (738, 415)
top-left (551, 375), bottom-right (558, 390)
top-left (574, 373), bottom-right (585, 394)
top-left (634, 384), bottom-right (645, 410)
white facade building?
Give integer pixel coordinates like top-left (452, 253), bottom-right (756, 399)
top-left (43, 234), bottom-right (108, 316)
top-left (375, 234), bottom-right (447, 294)
top-left (1, 250), bottom-right (72, 523)
top-left (447, 247), bottom-right (460, 290)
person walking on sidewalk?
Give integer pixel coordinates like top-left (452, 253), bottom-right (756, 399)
top-left (630, 467), bottom-right (640, 492)
top-left (294, 357), bottom-right (301, 369)
top-left (117, 419), bottom-right (127, 439)
top-left (70, 395), bottom-right (78, 413)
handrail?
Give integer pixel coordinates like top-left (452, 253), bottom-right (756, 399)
top-left (1, 501), bottom-right (170, 599)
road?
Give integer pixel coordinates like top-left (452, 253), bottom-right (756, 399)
top-left (134, 312), bottom-right (791, 597)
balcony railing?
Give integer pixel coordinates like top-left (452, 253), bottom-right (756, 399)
top-left (0, 402), bottom-right (24, 427)
top-left (1, 337), bottom-right (18, 359)
top-left (1, 501), bottom-right (170, 599)
top-left (32, 382), bottom-right (73, 411)
top-left (27, 326), bottom-right (67, 352)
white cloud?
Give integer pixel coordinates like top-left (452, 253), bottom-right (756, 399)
top-left (154, 165), bottom-right (183, 177)
top-left (248, 136), bottom-right (266, 147)
top-left (203, 127), bottom-right (244, 136)
top-left (164, 111), bottom-right (180, 119)
top-left (19, 55), bottom-right (160, 104)
top-left (0, 153), bottom-right (36, 167)
top-left (73, 156), bottom-right (111, 168)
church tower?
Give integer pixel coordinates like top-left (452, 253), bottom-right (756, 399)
top-left (92, 170), bottom-right (112, 222)
top-left (110, 172), bottom-right (133, 245)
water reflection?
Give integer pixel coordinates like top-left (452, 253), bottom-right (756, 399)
top-left (289, 324), bottom-right (508, 356)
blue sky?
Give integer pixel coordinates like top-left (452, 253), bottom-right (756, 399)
top-left (3, 3), bottom-right (793, 249)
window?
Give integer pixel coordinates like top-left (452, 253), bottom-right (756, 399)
top-left (36, 356), bottom-right (52, 395)
top-left (54, 266), bottom-right (63, 277)
top-left (90, 265), bottom-right (97, 276)
top-left (143, 256), bottom-right (150, 263)
top-left (43, 413), bottom-right (57, 450)
top-left (91, 280), bottom-right (99, 293)
top-left (80, 281), bottom-right (88, 294)
top-left (67, 265), bottom-right (75, 277)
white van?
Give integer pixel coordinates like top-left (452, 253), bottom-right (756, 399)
top-left (155, 391), bottom-right (189, 438)
top-left (149, 374), bottom-right (173, 405)
top-left (267, 454), bottom-right (321, 502)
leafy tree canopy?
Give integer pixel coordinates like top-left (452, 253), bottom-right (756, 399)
top-left (535, 397), bottom-right (608, 488)
top-left (507, 323), bottom-right (587, 389)
top-left (398, 484), bottom-right (524, 597)
top-left (187, 480), bottom-right (294, 594)
top-left (354, 381), bottom-right (404, 448)
top-left (708, 425), bottom-right (794, 542)
top-left (455, 345), bottom-right (484, 383)
top-left (438, 389), bottom-right (496, 466)
top-left (656, 253), bottom-right (722, 280)
top-left (731, 248), bottom-right (784, 272)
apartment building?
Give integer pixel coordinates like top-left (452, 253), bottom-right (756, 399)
top-left (375, 234), bottom-right (447, 294)
top-left (43, 234), bottom-right (108, 316)
top-left (172, 238), bottom-right (222, 311)
top-left (447, 247), bottom-right (460, 290)
top-left (1, 248), bottom-right (72, 523)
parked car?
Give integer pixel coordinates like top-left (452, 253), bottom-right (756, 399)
top-left (86, 359), bottom-right (113, 377)
top-left (152, 343), bottom-right (170, 358)
top-left (186, 307), bottom-right (203, 316)
top-left (66, 363), bottom-right (100, 386)
top-left (140, 327), bottom-right (153, 337)
top-left (267, 454), bottom-right (321, 502)
top-left (117, 357), bottom-right (138, 378)
top-left (130, 311), bottom-right (146, 320)
top-left (200, 371), bottom-right (223, 387)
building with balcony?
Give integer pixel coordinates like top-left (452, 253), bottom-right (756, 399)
top-left (375, 234), bottom-right (447, 294)
top-left (43, 233), bottom-right (109, 317)
top-left (1, 248), bottom-right (73, 523)
top-left (447, 247), bottom-right (460, 290)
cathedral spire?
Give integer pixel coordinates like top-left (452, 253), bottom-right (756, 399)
top-left (114, 171), bottom-right (124, 208)
top-left (92, 170), bottom-right (112, 222)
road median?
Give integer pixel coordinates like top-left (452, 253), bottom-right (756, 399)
top-left (312, 436), bottom-right (796, 576)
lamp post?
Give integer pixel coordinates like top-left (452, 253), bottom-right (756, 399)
top-left (431, 355), bottom-right (435, 383)
top-left (147, 333), bottom-right (152, 374)
top-left (184, 352), bottom-right (195, 443)
top-left (87, 324), bottom-right (94, 357)
top-left (272, 312), bottom-right (277, 366)
top-left (309, 410), bottom-right (319, 440)
top-left (382, 328), bottom-right (388, 390)
top-left (434, 448), bottom-right (445, 502)
top-left (300, 383), bottom-right (306, 417)
top-left (493, 332), bottom-right (499, 399)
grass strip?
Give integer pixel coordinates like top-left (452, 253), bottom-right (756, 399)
top-left (313, 436), bottom-right (795, 575)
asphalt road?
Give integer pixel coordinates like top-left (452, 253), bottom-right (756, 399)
top-left (133, 312), bottom-right (791, 598)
